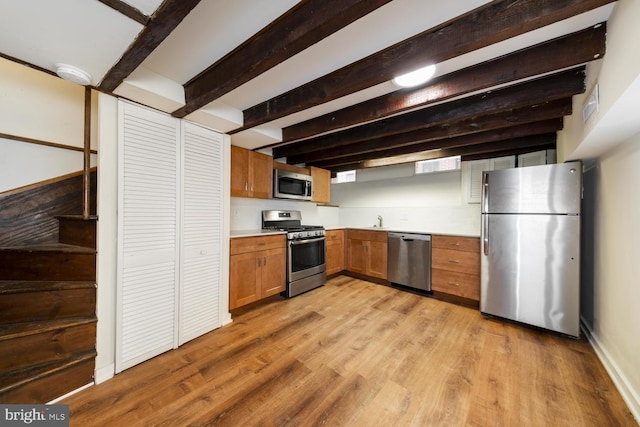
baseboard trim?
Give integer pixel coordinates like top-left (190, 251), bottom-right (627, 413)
top-left (581, 319), bottom-right (640, 422)
top-left (94, 363), bottom-right (115, 385)
top-left (47, 382), bottom-right (93, 404)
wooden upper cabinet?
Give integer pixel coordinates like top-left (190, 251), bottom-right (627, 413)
top-left (310, 166), bottom-right (331, 203)
top-left (231, 145), bottom-right (273, 199)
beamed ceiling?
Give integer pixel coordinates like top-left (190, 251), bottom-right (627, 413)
top-left (0, 0), bottom-right (617, 173)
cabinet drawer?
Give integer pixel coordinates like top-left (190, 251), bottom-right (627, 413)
top-left (325, 230), bottom-right (344, 246)
top-left (432, 235), bottom-right (480, 253)
top-left (230, 234), bottom-right (285, 255)
top-left (432, 269), bottom-right (480, 301)
top-left (347, 229), bottom-right (387, 243)
top-left (432, 248), bottom-right (480, 275)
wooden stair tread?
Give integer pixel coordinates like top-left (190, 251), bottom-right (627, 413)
top-left (0, 280), bottom-right (96, 294)
top-left (55, 214), bottom-right (98, 220)
top-left (0, 350), bottom-right (96, 393)
top-left (0, 243), bottom-right (96, 254)
top-left (0, 317), bottom-right (97, 341)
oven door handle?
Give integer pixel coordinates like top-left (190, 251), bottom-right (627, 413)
top-left (289, 237), bottom-right (326, 245)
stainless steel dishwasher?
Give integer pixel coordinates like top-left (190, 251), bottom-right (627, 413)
top-left (387, 232), bottom-right (432, 292)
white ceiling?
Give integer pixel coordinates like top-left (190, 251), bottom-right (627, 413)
top-left (0, 0), bottom-right (618, 150)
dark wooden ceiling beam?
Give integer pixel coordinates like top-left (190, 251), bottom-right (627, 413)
top-left (98, 0), bottom-right (202, 92)
top-left (240, 0), bottom-right (614, 130)
top-left (461, 144), bottom-right (557, 162)
top-left (97, 0), bottom-right (149, 25)
top-left (362, 134), bottom-right (557, 169)
top-left (172, 0), bottom-right (392, 118)
top-left (276, 68), bottom-right (584, 160)
top-left (328, 136), bottom-right (557, 173)
top-left (309, 99), bottom-right (571, 169)
top-left (282, 23), bottom-right (606, 143)
top-left (303, 118), bottom-right (564, 168)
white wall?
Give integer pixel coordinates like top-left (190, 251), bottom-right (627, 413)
top-left (331, 164), bottom-right (480, 236)
top-left (230, 163), bottom-right (478, 237)
top-left (94, 93), bottom-right (119, 383)
top-left (0, 138), bottom-right (96, 192)
top-left (231, 197), bottom-right (340, 230)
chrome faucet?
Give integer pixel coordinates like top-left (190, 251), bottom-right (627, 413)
top-left (377, 215), bottom-right (383, 228)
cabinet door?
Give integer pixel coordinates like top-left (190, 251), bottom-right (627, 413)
top-left (326, 238), bottom-right (345, 275)
top-left (310, 166), bottom-right (331, 203)
top-left (179, 122), bottom-right (223, 345)
top-left (367, 241), bottom-right (388, 279)
top-left (249, 151), bottom-right (273, 198)
top-left (261, 247), bottom-right (286, 297)
top-left (117, 101), bottom-right (180, 373)
top-left (229, 252), bottom-right (261, 310)
top-left (231, 145), bottom-right (249, 197)
top-left (346, 239), bottom-right (366, 274)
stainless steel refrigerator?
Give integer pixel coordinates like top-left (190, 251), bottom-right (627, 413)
top-left (480, 161), bottom-right (582, 337)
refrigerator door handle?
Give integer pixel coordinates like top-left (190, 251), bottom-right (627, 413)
top-left (482, 172), bottom-right (489, 213)
top-left (483, 214), bottom-right (489, 256)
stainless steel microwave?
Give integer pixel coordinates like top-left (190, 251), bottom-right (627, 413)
top-left (273, 169), bottom-right (313, 200)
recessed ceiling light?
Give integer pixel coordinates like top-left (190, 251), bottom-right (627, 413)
top-left (392, 64), bottom-right (436, 88)
top-left (54, 63), bottom-right (92, 86)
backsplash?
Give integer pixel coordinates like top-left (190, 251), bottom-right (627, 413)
top-left (230, 197), bottom-right (339, 230)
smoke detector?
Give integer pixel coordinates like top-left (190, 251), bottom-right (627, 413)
top-left (54, 63), bottom-right (92, 86)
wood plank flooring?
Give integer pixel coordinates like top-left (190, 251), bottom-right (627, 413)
top-left (64, 276), bottom-right (637, 426)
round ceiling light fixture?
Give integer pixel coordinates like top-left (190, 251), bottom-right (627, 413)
top-left (54, 63), bottom-right (92, 86)
top-left (392, 64), bottom-right (436, 88)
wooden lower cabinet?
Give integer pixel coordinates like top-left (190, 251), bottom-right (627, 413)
top-left (229, 234), bottom-right (286, 310)
top-left (346, 229), bottom-right (387, 280)
top-left (431, 235), bottom-right (480, 301)
top-left (325, 229), bottom-right (345, 275)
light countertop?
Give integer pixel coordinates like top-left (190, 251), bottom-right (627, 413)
top-left (231, 227), bottom-right (479, 239)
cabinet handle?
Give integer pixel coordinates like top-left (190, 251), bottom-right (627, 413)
top-left (450, 242), bottom-right (460, 246)
top-left (264, 257), bottom-right (267, 266)
top-left (449, 259), bottom-right (460, 264)
top-left (245, 182), bottom-right (248, 191)
top-left (250, 183), bottom-right (254, 192)
top-left (448, 282), bottom-right (460, 286)
top-left (258, 257), bottom-right (261, 267)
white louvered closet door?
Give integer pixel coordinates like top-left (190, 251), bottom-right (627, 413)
top-left (179, 122), bottom-right (223, 345)
top-left (117, 101), bottom-right (180, 373)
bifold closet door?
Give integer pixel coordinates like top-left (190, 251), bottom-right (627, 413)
top-left (117, 102), bottom-right (180, 372)
top-left (179, 122), bottom-right (223, 345)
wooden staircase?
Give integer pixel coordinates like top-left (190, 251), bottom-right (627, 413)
top-left (0, 173), bottom-right (98, 403)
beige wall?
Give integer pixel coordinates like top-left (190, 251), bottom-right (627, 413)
top-left (0, 57), bottom-right (87, 147)
top-left (558, 0), bottom-right (640, 162)
top-left (0, 57), bottom-right (97, 192)
top-left (582, 138), bottom-right (640, 419)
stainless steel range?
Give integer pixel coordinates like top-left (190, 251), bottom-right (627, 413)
top-left (262, 210), bottom-right (326, 297)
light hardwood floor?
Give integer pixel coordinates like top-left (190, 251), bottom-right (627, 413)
top-left (64, 275), bottom-right (637, 426)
